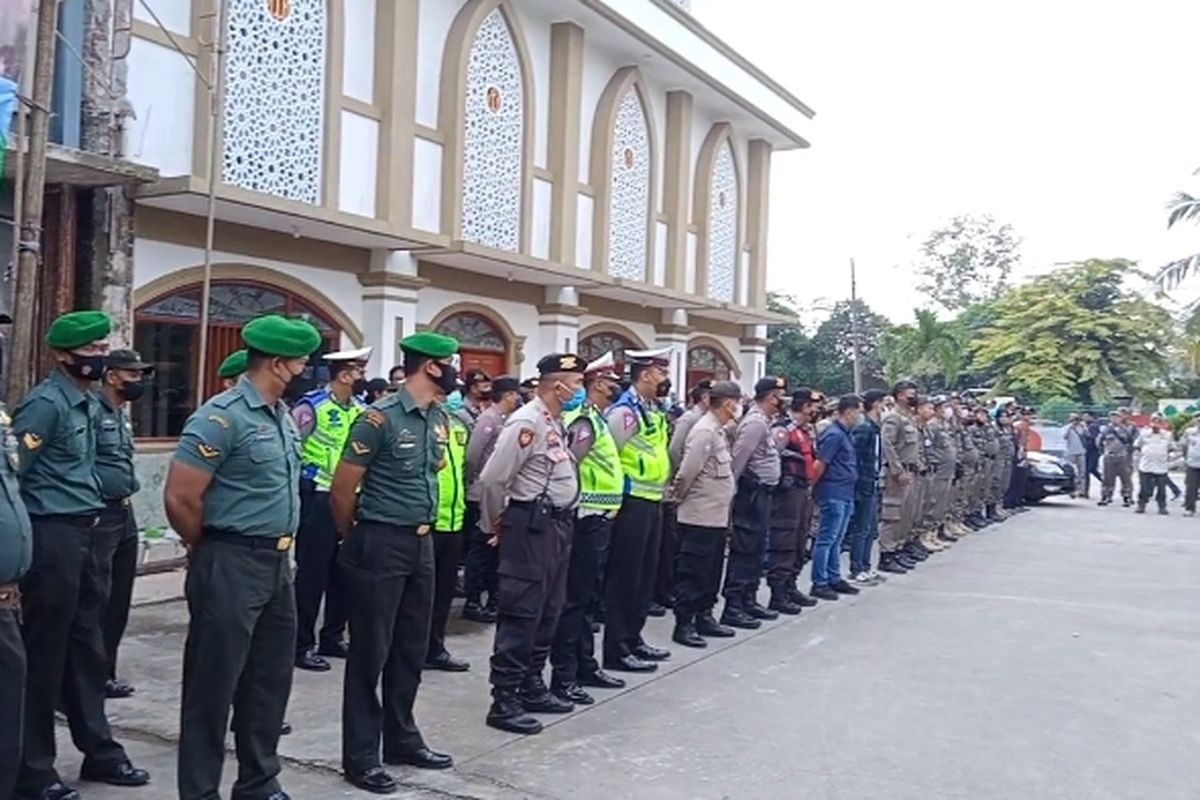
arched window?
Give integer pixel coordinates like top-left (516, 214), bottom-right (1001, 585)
top-left (461, 7), bottom-right (524, 251)
top-left (133, 280), bottom-right (341, 437)
top-left (436, 311), bottom-right (508, 378)
top-left (706, 140), bottom-right (738, 302)
top-left (687, 345), bottom-right (732, 389)
top-left (606, 87), bottom-right (651, 281)
top-left (578, 331), bottom-right (636, 376)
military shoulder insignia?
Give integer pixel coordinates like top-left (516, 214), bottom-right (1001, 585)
top-left (518, 428), bottom-right (534, 448)
top-left (22, 432), bottom-right (43, 451)
top-left (197, 443), bottom-right (220, 458)
top-left (207, 414), bottom-right (230, 429)
top-left (350, 440), bottom-right (371, 455)
top-left (365, 410), bottom-right (386, 428)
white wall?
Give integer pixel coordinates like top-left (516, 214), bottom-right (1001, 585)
top-left (531, 177), bottom-right (552, 260)
top-left (511, 3), bottom-right (550, 171)
top-left (416, 284), bottom-right (541, 362)
top-left (134, 0), bottom-right (191, 35)
top-left (577, 43), bottom-right (626, 187)
top-left (578, 315), bottom-right (655, 351)
top-left (412, 137), bottom-right (443, 233)
top-left (342, 0), bottom-right (377, 103)
top-left (338, 111), bottom-right (379, 217)
top-left (125, 37), bottom-right (196, 177)
top-left (415, 0), bottom-right (460, 130)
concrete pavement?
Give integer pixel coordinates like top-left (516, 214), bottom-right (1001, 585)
top-left (54, 498), bottom-right (1200, 799)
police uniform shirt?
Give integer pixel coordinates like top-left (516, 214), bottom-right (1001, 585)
top-left (477, 396), bottom-right (578, 534)
top-left (880, 409), bottom-right (920, 478)
top-left (465, 404), bottom-right (506, 503)
top-left (730, 406), bottom-right (781, 486)
top-left (0, 405), bottom-right (32, 585)
top-left (673, 411), bottom-right (735, 527)
top-left (95, 390), bottom-right (139, 500)
top-left (12, 369), bottom-right (104, 516)
top-left (175, 375), bottom-right (302, 536)
top-left (668, 405), bottom-right (705, 470)
top-left (340, 386), bottom-right (446, 527)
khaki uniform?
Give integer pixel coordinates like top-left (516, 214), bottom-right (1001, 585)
top-left (921, 417), bottom-right (956, 533)
top-left (951, 417), bottom-right (977, 522)
top-left (1099, 423), bottom-right (1135, 503)
top-left (878, 409), bottom-right (921, 554)
top-left (981, 423), bottom-right (1001, 509)
top-left (997, 425), bottom-right (1016, 507)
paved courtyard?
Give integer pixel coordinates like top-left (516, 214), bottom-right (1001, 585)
top-left (56, 499), bottom-right (1200, 799)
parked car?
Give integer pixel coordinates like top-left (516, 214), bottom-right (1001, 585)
top-left (1024, 450), bottom-right (1077, 503)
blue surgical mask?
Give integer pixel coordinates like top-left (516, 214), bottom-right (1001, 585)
top-left (445, 390), bottom-right (464, 412)
top-left (562, 387), bottom-right (586, 413)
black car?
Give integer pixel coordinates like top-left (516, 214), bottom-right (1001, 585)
top-left (1024, 450), bottom-right (1077, 503)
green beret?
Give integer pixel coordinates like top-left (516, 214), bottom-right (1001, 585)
top-left (241, 314), bottom-right (322, 358)
top-left (400, 331), bottom-right (458, 359)
top-left (217, 348), bottom-right (248, 379)
top-left (45, 310), bottom-right (112, 350)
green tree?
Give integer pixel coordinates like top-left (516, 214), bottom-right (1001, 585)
top-left (765, 292), bottom-right (818, 385)
top-left (917, 214), bottom-right (1021, 311)
top-left (969, 258), bottom-right (1172, 403)
top-left (1153, 167), bottom-right (1200, 290)
top-left (880, 309), bottom-right (961, 389)
top-left (810, 299), bottom-right (890, 394)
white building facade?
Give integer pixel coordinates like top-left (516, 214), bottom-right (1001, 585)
top-left (124, 0), bottom-right (813, 439)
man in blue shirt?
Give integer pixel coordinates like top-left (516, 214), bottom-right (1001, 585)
top-left (810, 395), bottom-right (863, 601)
top-left (847, 390), bottom-right (887, 585)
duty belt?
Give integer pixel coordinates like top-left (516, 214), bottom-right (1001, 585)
top-left (103, 497), bottom-right (132, 509)
top-left (202, 528), bottom-right (295, 551)
top-left (510, 499), bottom-right (574, 520)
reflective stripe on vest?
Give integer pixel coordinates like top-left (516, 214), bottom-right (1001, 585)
top-left (300, 390), bottom-right (364, 489)
top-left (612, 391), bottom-right (670, 501)
top-left (436, 417), bottom-right (467, 532)
top-left (565, 405), bottom-right (625, 512)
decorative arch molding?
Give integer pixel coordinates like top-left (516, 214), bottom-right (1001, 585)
top-left (693, 122), bottom-right (744, 302)
top-left (438, 0), bottom-right (536, 252)
top-left (133, 263), bottom-right (364, 345)
top-left (577, 321), bottom-right (649, 351)
top-left (687, 335), bottom-right (741, 379)
top-left (588, 66), bottom-right (659, 281)
top-left (422, 301), bottom-right (527, 369)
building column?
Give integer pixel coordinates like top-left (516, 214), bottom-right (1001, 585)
top-left (745, 139), bottom-right (773, 311)
top-left (739, 324), bottom-right (768, 394)
top-left (547, 22), bottom-right (584, 264)
top-left (537, 286), bottom-right (584, 358)
top-left (358, 250), bottom-right (428, 377)
top-left (655, 309), bottom-right (690, 402)
top-left (663, 91), bottom-right (694, 292)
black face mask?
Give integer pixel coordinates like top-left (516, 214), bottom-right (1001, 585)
top-left (906, 395), bottom-right (919, 408)
top-left (430, 362), bottom-right (459, 395)
top-left (656, 379), bottom-right (672, 398)
top-left (64, 354), bottom-right (106, 380)
top-left (118, 380), bottom-right (146, 402)
top-left (352, 378), bottom-right (368, 396)
top-left (607, 384), bottom-right (622, 405)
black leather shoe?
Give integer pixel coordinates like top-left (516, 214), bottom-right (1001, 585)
top-left (672, 624), bottom-right (707, 648)
top-left (345, 766), bottom-right (397, 794)
top-left (79, 759), bottom-right (150, 787)
top-left (745, 601), bottom-right (779, 621)
top-left (720, 608), bottom-right (762, 630)
top-left (425, 651), bottom-right (470, 672)
top-left (768, 594), bottom-right (803, 615)
top-left (23, 782), bottom-right (80, 800)
top-left (280, 721), bottom-right (293, 736)
top-left (462, 602), bottom-right (497, 623)
top-left (897, 554), bottom-right (919, 569)
top-left (522, 688), bottom-right (574, 714)
top-left (578, 669), bottom-right (626, 689)
top-left (264, 792), bottom-right (291, 800)
top-left (633, 642), bottom-right (670, 661)
top-left (695, 613), bottom-right (736, 637)
top-left (295, 650), bottom-right (331, 672)
top-left (904, 545), bottom-right (929, 561)
top-left (105, 678), bottom-right (135, 699)
top-left (646, 602), bottom-right (667, 617)
top-left (384, 747), bottom-right (453, 770)
top-left (604, 654), bottom-right (658, 672)
top-left (487, 691), bottom-right (543, 734)
top-left (591, 621), bottom-right (601, 633)
top-left (878, 556), bottom-right (907, 574)
top-left (317, 640), bottom-right (349, 659)
top-left (810, 584), bottom-right (839, 601)
top-left (789, 588), bottom-right (819, 607)
top-left (552, 682), bottom-right (594, 705)
top-left (832, 580), bottom-right (860, 595)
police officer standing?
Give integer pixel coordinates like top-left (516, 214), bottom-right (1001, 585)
top-left (765, 391), bottom-right (810, 615)
top-left (1098, 410), bottom-right (1135, 507)
top-left (14, 311), bottom-right (151, 799)
top-left (479, 354), bottom-right (584, 735)
top-left (877, 381), bottom-right (921, 574)
top-left (165, 314), bottom-right (317, 800)
top-left (455, 368), bottom-right (492, 429)
top-left (550, 352), bottom-right (626, 705)
top-left (427, 385), bottom-right (471, 673)
top-left (913, 397), bottom-right (947, 553)
top-left (331, 332), bottom-right (459, 793)
top-left (292, 346), bottom-right (371, 672)
top-left (671, 381), bottom-right (742, 647)
top-left (95, 350), bottom-right (154, 700)
top-left (217, 348), bottom-right (249, 390)
top-left (668, 380), bottom-right (712, 468)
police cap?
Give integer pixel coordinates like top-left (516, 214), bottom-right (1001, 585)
top-left (709, 380), bottom-right (743, 403)
top-left (106, 349), bottom-right (154, 373)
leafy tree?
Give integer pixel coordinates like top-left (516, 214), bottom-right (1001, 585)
top-left (765, 292), bottom-right (819, 386)
top-left (880, 309), bottom-right (961, 389)
top-left (810, 299), bottom-right (890, 394)
top-left (1153, 167), bottom-right (1200, 290)
top-left (969, 259), bottom-right (1172, 404)
top-left (917, 214), bottom-right (1021, 311)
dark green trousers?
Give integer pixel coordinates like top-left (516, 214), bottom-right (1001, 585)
top-left (0, 603), bottom-right (24, 800)
top-left (178, 536), bottom-right (295, 800)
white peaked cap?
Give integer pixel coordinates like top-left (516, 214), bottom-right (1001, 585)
top-left (625, 346), bottom-right (672, 366)
top-left (323, 346), bottom-right (373, 362)
top-left (584, 351), bottom-right (621, 378)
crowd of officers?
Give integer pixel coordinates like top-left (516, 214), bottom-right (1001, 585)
top-left (0, 307), bottom-right (1038, 800)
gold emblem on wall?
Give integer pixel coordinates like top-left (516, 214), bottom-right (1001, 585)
top-left (485, 86), bottom-right (503, 113)
top-left (719, 190), bottom-right (728, 208)
top-left (266, 0), bottom-right (290, 21)
top-left (623, 147), bottom-right (635, 168)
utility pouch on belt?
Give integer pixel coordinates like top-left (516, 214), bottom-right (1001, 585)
top-left (527, 494), bottom-right (553, 533)
top-left (738, 473), bottom-right (763, 493)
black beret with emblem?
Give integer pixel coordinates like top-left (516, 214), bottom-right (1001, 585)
top-left (754, 376), bottom-right (786, 396)
top-left (536, 353), bottom-right (586, 376)
top-left (491, 376), bottom-right (521, 395)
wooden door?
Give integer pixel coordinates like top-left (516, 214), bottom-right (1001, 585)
top-left (459, 349), bottom-right (507, 379)
top-left (203, 325), bottom-right (244, 399)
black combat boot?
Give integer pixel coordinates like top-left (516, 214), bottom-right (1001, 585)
top-left (487, 689), bottom-right (543, 734)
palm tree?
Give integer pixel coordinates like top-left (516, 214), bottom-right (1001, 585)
top-left (1154, 168), bottom-right (1200, 290)
top-left (882, 309), bottom-right (961, 388)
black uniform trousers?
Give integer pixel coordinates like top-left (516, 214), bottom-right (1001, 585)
top-left (603, 496), bottom-right (663, 662)
top-left (428, 530), bottom-right (464, 659)
top-left (491, 502), bottom-right (573, 689)
top-left (766, 483), bottom-right (805, 593)
top-left (792, 488), bottom-right (815, 580)
top-left (340, 521), bottom-right (434, 775)
top-left (178, 535), bottom-right (295, 800)
top-left (294, 484), bottom-right (347, 655)
top-left (463, 501), bottom-right (498, 607)
top-left (653, 502), bottom-right (679, 606)
top-left (1, 600), bottom-right (25, 800)
top-left (1138, 472), bottom-right (1168, 511)
top-left (98, 502), bottom-right (138, 681)
top-left (673, 524), bottom-right (727, 624)
top-left (18, 514), bottom-right (126, 796)
top-left (722, 483), bottom-right (773, 609)
top-left (550, 514), bottom-right (610, 687)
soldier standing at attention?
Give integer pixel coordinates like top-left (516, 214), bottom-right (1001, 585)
top-left (14, 311), bottom-right (151, 800)
top-left (670, 381), bottom-right (742, 648)
top-left (1098, 410), bottom-right (1135, 507)
top-left (603, 348), bottom-right (674, 672)
top-left (877, 381), bottom-right (921, 575)
top-left (95, 350), bottom-right (154, 701)
top-left (291, 347), bottom-right (371, 672)
top-left (165, 314), bottom-right (318, 800)
top-left (479, 355), bottom-right (585, 735)
top-left (331, 333), bottom-right (459, 794)
top-left (426, 385), bottom-right (471, 673)
top-left (217, 348), bottom-right (249, 391)
top-left (549, 352), bottom-right (627, 705)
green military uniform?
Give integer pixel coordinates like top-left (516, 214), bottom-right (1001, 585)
top-left (13, 311), bottom-right (145, 797)
top-left (174, 314), bottom-right (316, 800)
top-left (428, 410), bottom-right (469, 669)
top-left (337, 332), bottom-right (456, 785)
top-left (0, 401), bottom-right (33, 800)
top-left (951, 408), bottom-right (978, 528)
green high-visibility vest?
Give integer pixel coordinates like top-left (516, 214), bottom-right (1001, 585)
top-left (436, 415), bottom-right (467, 532)
top-left (300, 388), bottom-right (363, 489)
top-left (612, 390), bottom-right (670, 501)
top-left (564, 404), bottom-right (625, 513)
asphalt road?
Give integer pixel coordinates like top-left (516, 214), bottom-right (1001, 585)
top-left (55, 498), bottom-right (1200, 799)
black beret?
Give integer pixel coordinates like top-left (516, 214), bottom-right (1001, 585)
top-left (491, 377), bottom-right (521, 394)
top-left (754, 376), bottom-right (786, 395)
top-left (536, 353), bottom-right (586, 375)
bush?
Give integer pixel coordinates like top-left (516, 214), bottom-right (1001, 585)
top-left (1037, 396), bottom-right (1078, 425)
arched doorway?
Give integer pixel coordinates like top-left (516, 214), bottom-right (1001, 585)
top-left (578, 330), bottom-right (638, 377)
top-left (133, 280), bottom-right (342, 437)
top-left (435, 310), bottom-right (509, 378)
top-left (687, 345), bottom-right (733, 390)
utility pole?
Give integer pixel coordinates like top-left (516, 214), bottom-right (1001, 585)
top-left (7, 0), bottom-right (62, 406)
top-left (195, 0), bottom-right (227, 408)
top-left (850, 257), bottom-right (863, 394)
